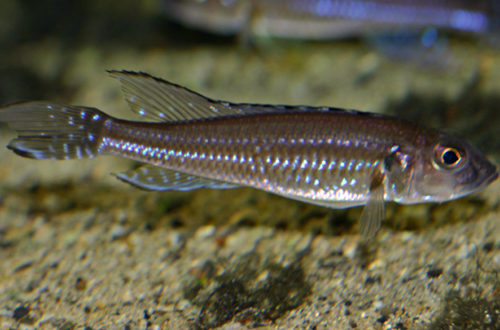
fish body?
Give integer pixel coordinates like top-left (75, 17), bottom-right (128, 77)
top-left (0, 71), bottom-right (497, 236)
top-left (162, 0), bottom-right (497, 38)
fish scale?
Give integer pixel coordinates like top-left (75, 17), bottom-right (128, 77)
top-left (0, 71), bottom-right (497, 237)
top-left (99, 110), bottom-right (421, 206)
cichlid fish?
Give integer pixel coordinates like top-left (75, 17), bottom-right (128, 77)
top-left (162, 0), bottom-right (497, 39)
top-left (0, 71), bottom-right (497, 236)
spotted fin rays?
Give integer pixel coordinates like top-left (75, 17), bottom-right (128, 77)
top-left (116, 165), bottom-right (237, 191)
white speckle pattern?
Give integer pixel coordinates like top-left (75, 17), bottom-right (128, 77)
top-left (91, 102), bottom-right (426, 207)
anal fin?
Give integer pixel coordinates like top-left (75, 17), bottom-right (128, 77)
top-left (115, 165), bottom-right (238, 191)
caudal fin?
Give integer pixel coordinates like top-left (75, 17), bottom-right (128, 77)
top-left (0, 102), bottom-right (109, 160)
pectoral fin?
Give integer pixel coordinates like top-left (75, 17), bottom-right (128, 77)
top-left (359, 167), bottom-right (386, 238)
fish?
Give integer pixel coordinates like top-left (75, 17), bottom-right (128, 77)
top-left (0, 71), bottom-right (497, 236)
top-left (162, 0), bottom-right (496, 39)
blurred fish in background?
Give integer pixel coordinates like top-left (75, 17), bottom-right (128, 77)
top-left (162, 0), bottom-right (500, 66)
top-left (162, 0), bottom-right (499, 39)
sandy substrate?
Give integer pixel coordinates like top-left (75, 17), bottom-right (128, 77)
top-left (0, 1), bottom-right (499, 328)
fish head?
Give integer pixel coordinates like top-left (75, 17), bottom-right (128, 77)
top-left (411, 131), bottom-right (498, 203)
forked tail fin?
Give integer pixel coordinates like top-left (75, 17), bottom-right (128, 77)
top-left (0, 102), bottom-right (110, 160)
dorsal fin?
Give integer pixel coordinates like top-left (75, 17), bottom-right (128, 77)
top-left (115, 165), bottom-right (237, 191)
top-left (108, 70), bottom-right (364, 123)
top-left (108, 70), bottom-right (280, 122)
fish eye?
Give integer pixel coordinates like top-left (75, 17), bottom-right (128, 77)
top-left (441, 148), bottom-right (460, 166)
top-left (434, 145), bottom-right (464, 169)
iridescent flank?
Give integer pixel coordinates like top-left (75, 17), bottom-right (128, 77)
top-left (98, 113), bottom-right (388, 205)
top-left (0, 71), bottom-right (497, 237)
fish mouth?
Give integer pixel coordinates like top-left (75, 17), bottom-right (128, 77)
top-left (485, 170), bottom-right (499, 186)
top-left (453, 163), bottom-right (498, 199)
top-left (468, 165), bottom-right (498, 191)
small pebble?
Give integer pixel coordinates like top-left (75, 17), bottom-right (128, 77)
top-left (12, 305), bottom-right (29, 321)
top-left (426, 268), bottom-right (443, 278)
